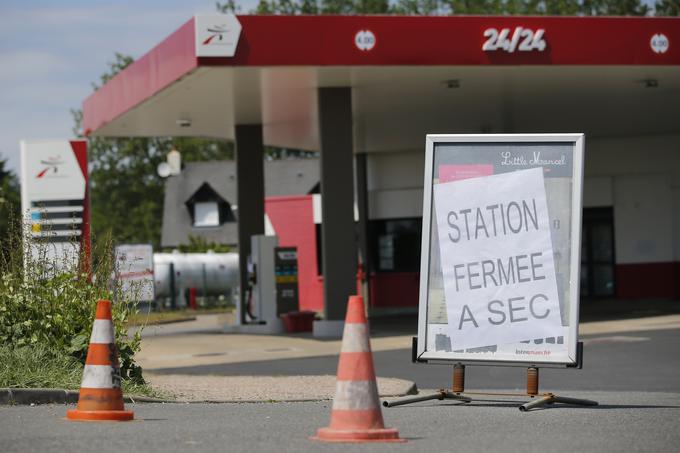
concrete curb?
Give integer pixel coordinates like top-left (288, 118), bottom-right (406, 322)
top-left (0, 388), bottom-right (174, 405)
top-left (171, 382), bottom-right (419, 404)
top-left (1, 381), bottom-right (418, 406)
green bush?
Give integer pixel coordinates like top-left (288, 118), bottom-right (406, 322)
top-left (0, 221), bottom-right (144, 385)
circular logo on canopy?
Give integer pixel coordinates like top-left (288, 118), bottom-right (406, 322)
top-left (650, 33), bottom-right (669, 54)
top-left (355, 30), bottom-right (376, 51)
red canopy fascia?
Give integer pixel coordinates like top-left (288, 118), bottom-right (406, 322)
top-left (82, 15), bottom-right (680, 135)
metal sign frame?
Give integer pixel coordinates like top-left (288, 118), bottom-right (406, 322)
top-left (416, 134), bottom-right (585, 368)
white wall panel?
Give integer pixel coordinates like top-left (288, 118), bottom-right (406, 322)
top-left (368, 188), bottom-right (423, 220)
top-left (583, 176), bottom-right (613, 207)
top-left (614, 174), bottom-right (673, 264)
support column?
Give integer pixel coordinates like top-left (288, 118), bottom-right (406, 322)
top-left (355, 152), bottom-right (371, 306)
top-left (235, 124), bottom-right (265, 325)
top-left (316, 87), bottom-right (357, 335)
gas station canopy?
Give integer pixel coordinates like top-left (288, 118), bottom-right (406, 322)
top-left (83, 15), bottom-right (680, 151)
top-left (82, 15), bottom-right (680, 330)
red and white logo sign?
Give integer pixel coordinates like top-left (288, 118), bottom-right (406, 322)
top-left (195, 14), bottom-right (242, 58)
top-left (650, 33), bottom-right (669, 54)
top-left (355, 30), bottom-right (376, 51)
top-left (21, 140), bottom-right (85, 200)
top-left (36, 155), bottom-right (66, 178)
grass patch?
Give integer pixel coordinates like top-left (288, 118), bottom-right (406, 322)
top-left (0, 345), bottom-right (168, 399)
top-left (0, 344), bottom-right (82, 390)
top-left (127, 306), bottom-right (234, 327)
top-left (127, 311), bottom-right (196, 327)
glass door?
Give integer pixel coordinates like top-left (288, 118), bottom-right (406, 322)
top-left (580, 207), bottom-right (616, 297)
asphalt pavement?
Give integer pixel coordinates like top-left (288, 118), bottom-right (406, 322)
top-left (3, 302), bottom-right (679, 452)
top-left (1, 391), bottom-right (678, 453)
top-left (149, 327), bottom-right (680, 394)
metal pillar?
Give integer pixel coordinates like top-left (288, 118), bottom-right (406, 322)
top-left (318, 87), bottom-right (357, 321)
top-left (355, 152), bottom-right (371, 305)
top-left (235, 124), bottom-right (265, 324)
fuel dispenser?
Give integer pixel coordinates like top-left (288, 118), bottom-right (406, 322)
top-left (227, 235), bottom-right (299, 334)
top-left (274, 247), bottom-right (299, 315)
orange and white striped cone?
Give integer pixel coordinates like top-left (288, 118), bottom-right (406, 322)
top-left (66, 300), bottom-right (134, 422)
top-left (312, 295), bottom-right (404, 443)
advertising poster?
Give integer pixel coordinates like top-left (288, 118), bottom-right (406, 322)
top-left (115, 244), bottom-right (155, 302)
top-left (418, 136), bottom-right (583, 366)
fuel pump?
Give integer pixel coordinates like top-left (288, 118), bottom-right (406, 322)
top-left (227, 235), bottom-right (285, 334)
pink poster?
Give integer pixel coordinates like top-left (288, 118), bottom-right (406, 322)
top-left (438, 164), bottom-right (494, 183)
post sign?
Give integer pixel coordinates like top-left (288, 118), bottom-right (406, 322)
top-left (115, 244), bottom-right (155, 302)
top-left (417, 134), bottom-right (584, 366)
top-left (20, 139), bottom-right (89, 273)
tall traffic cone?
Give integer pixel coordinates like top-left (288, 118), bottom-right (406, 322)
top-left (67, 300), bottom-right (134, 421)
top-left (312, 295), bottom-right (404, 443)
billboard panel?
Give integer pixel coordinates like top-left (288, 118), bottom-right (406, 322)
top-left (417, 134), bottom-right (584, 367)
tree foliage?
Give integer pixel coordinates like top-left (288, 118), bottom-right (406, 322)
top-left (224, 0), bottom-right (656, 15)
top-left (175, 234), bottom-right (232, 253)
top-left (73, 54), bottom-right (233, 249)
top-left (655, 0), bottom-right (680, 15)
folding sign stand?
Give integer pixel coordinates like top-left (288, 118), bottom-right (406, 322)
top-left (383, 341), bottom-right (598, 412)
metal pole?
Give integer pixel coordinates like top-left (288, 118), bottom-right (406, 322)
top-left (169, 262), bottom-right (176, 310)
top-left (382, 392), bottom-right (446, 408)
top-left (453, 364), bottom-right (465, 393)
top-left (527, 367), bottom-right (539, 396)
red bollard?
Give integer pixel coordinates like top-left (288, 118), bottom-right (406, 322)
top-left (356, 263), bottom-right (365, 296)
top-left (188, 287), bottom-right (197, 310)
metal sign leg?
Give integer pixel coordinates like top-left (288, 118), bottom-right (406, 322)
top-left (383, 389), bottom-right (471, 408)
top-left (382, 365), bottom-right (598, 411)
top-left (518, 367), bottom-right (598, 412)
top-left (519, 393), bottom-right (598, 412)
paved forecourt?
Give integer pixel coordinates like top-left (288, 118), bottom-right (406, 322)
top-left (1, 391), bottom-right (678, 453)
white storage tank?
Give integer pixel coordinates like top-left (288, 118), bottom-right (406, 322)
top-left (153, 252), bottom-right (240, 302)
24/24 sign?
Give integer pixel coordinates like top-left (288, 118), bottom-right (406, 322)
top-left (483, 27), bottom-right (547, 53)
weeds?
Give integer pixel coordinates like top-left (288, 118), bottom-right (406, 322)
top-left (0, 212), bottom-right (147, 390)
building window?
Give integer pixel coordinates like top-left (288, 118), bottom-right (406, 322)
top-left (581, 207), bottom-right (616, 297)
top-left (193, 201), bottom-right (220, 227)
top-left (185, 182), bottom-right (236, 228)
top-left (370, 218), bottom-right (422, 273)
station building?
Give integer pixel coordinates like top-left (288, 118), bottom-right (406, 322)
top-left (82, 14), bottom-right (680, 323)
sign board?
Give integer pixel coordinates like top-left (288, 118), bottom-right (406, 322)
top-left (275, 247), bottom-right (299, 315)
top-left (194, 14), bottom-right (242, 57)
top-left (417, 134), bottom-right (584, 367)
top-left (115, 244), bottom-right (155, 302)
top-left (20, 139), bottom-right (89, 273)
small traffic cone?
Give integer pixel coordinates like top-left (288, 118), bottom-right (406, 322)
top-left (67, 300), bottom-right (134, 421)
top-left (312, 295), bottom-right (404, 443)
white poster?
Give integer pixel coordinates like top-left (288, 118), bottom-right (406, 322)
top-left (433, 168), bottom-right (567, 350)
top-left (115, 244), bottom-right (155, 302)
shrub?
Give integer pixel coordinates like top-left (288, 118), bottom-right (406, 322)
top-left (0, 219), bottom-right (144, 384)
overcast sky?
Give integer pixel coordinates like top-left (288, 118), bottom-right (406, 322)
top-left (0, 0), bottom-right (658, 174)
top-left (0, 0), bottom-right (259, 174)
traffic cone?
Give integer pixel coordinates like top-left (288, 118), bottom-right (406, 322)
top-left (67, 300), bottom-right (134, 421)
top-left (312, 295), bottom-right (404, 443)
